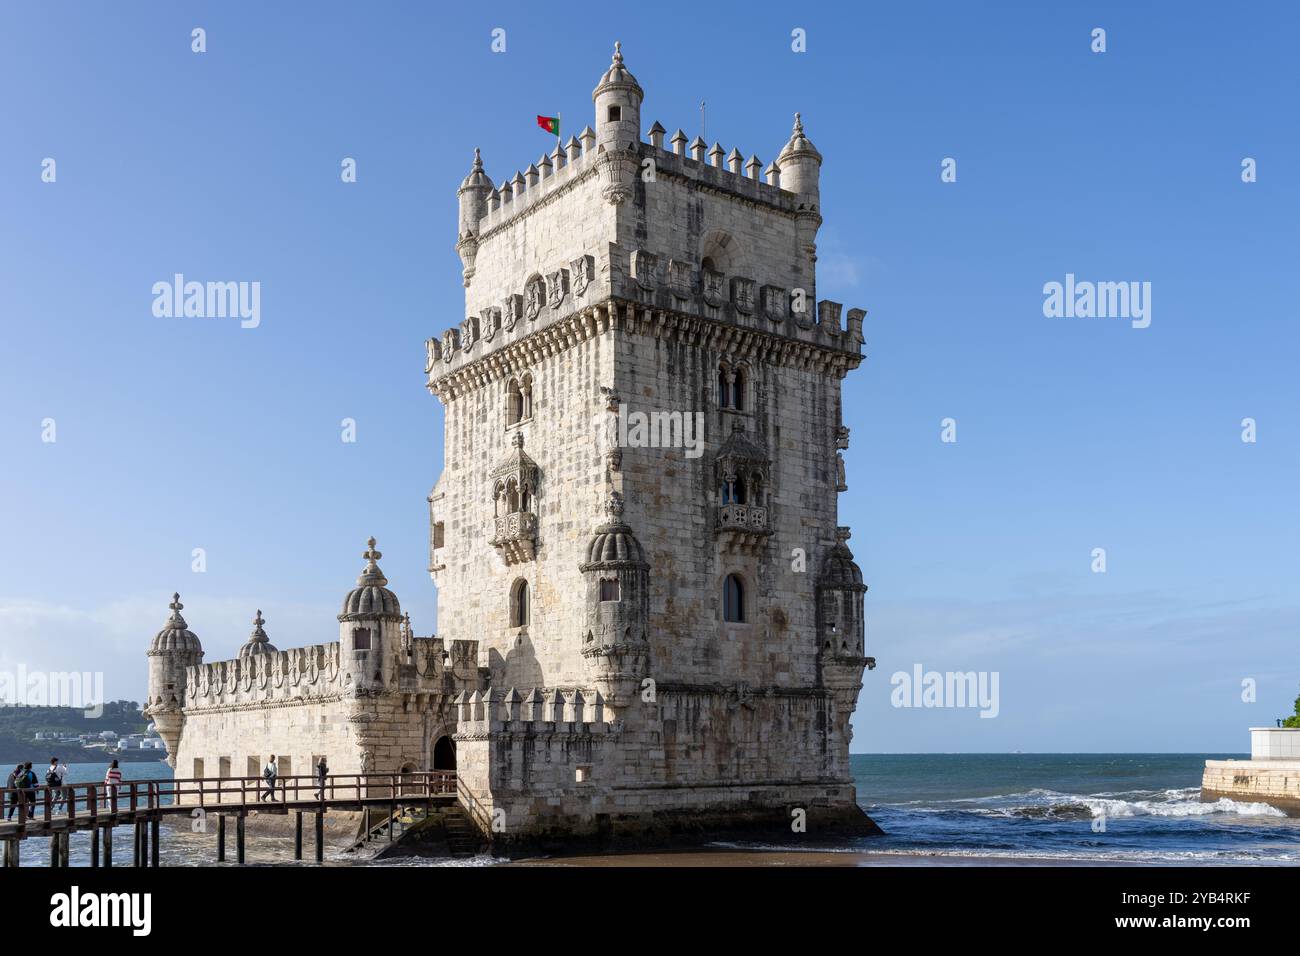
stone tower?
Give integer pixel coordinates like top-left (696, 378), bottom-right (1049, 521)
top-left (426, 43), bottom-right (874, 845)
top-left (144, 593), bottom-right (203, 768)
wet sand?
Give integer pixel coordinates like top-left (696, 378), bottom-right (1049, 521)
top-left (510, 848), bottom-right (1136, 867)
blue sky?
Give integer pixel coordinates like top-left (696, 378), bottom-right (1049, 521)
top-left (1, 1), bottom-right (1296, 752)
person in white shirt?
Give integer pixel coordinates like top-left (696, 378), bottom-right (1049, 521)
top-left (46, 757), bottom-right (69, 812)
top-left (260, 755), bottom-right (278, 802)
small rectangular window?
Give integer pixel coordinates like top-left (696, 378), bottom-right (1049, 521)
top-left (353, 628), bottom-right (371, 650)
top-left (433, 521), bottom-right (445, 549)
top-left (608, 106), bottom-right (621, 122)
top-left (600, 578), bottom-right (620, 602)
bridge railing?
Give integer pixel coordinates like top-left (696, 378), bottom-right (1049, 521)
top-left (0, 771), bottom-right (456, 827)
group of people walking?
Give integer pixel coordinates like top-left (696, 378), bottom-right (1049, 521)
top-left (5, 755), bottom-right (331, 818)
top-left (258, 756), bottom-right (330, 801)
top-left (5, 757), bottom-right (77, 819)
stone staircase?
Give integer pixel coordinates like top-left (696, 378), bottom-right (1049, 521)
top-left (439, 804), bottom-right (483, 858)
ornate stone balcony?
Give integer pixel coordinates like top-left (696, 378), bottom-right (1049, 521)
top-left (717, 503), bottom-right (768, 532)
top-left (490, 511), bottom-right (538, 564)
top-left (715, 503), bottom-right (771, 553)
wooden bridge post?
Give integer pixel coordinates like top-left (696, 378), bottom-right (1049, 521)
top-left (102, 823), bottom-right (112, 868)
top-left (3, 838), bottom-right (18, 867)
top-left (151, 816), bottom-right (160, 867)
top-left (315, 811), bottom-right (324, 863)
top-left (236, 813), bottom-right (246, 864)
top-left (217, 812), bottom-right (226, 862)
top-left (294, 811), bottom-right (303, 860)
top-left (90, 825), bottom-right (100, 868)
top-left (60, 832), bottom-right (70, 867)
top-left (133, 820), bottom-right (143, 867)
top-left (49, 835), bottom-right (59, 868)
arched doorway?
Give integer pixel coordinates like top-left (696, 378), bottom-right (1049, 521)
top-left (433, 735), bottom-right (456, 772)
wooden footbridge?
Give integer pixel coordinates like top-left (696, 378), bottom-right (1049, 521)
top-left (0, 771), bottom-right (459, 867)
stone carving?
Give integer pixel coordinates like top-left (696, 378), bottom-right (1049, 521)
top-left (424, 337), bottom-right (441, 373)
top-left (441, 328), bottom-right (459, 363)
top-left (481, 307), bottom-right (501, 342)
top-left (547, 268), bottom-right (570, 308)
top-left (503, 293), bottom-right (523, 331)
top-left (731, 276), bottom-right (755, 315)
top-left (760, 285), bottom-right (786, 322)
top-left (460, 314), bottom-right (479, 352)
top-left (667, 259), bottom-right (692, 299)
top-left (525, 277), bottom-right (546, 321)
top-left (571, 255), bottom-right (594, 297)
top-left (632, 250), bottom-right (657, 290)
top-left (701, 267), bottom-right (726, 307)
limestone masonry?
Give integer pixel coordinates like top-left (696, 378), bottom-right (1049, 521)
top-left (146, 43), bottom-right (877, 847)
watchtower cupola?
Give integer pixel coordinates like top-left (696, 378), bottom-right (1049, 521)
top-left (592, 41), bottom-right (643, 153)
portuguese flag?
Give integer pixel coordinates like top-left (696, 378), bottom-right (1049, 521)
top-left (537, 115), bottom-right (560, 137)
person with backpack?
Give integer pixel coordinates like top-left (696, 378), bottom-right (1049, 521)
top-left (46, 757), bottom-right (68, 812)
top-left (260, 755), bottom-right (278, 802)
top-left (16, 762), bottom-right (36, 819)
top-left (314, 756), bottom-right (328, 800)
top-left (5, 764), bottom-right (21, 820)
top-left (103, 759), bottom-right (122, 812)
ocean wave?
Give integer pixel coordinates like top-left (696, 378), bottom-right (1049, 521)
top-left (872, 786), bottom-right (1288, 820)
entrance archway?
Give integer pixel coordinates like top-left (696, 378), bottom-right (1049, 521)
top-left (433, 735), bottom-right (456, 772)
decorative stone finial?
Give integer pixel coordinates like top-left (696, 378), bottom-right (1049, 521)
top-left (605, 490), bottom-right (625, 519)
top-left (169, 592), bottom-right (183, 614)
top-left (793, 112), bottom-right (804, 135)
top-left (613, 40), bottom-right (622, 64)
top-left (363, 536), bottom-right (381, 563)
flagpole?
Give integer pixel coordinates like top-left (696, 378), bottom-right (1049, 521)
top-left (557, 111), bottom-right (562, 145)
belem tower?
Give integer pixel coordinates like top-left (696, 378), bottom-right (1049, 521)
top-left (145, 43), bottom-right (877, 848)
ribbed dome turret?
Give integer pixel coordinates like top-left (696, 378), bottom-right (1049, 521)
top-left (339, 536), bottom-right (402, 621)
top-left (239, 609), bottom-right (277, 659)
top-left (819, 528), bottom-right (867, 592)
top-left (592, 41), bottom-right (643, 101)
top-left (777, 112), bottom-right (822, 166)
top-left (459, 147), bottom-right (494, 191)
top-left (150, 593), bottom-right (203, 655)
top-left (580, 493), bottom-right (649, 570)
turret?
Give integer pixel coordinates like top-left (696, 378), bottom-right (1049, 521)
top-left (776, 112), bottom-right (822, 204)
top-left (456, 148), bottom-right (494, 287)
top-left (145, 593), bottom-right (203, 767)
top-left (592, 41), bottom-right (643, 152)
top-left (579, 492), bottom-right (650, 709)
top-left (337, 536), bottom-right (403, 696)
top-left (238, 609), bottom-right (277, 660)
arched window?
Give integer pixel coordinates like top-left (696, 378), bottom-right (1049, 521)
top-left (717, 366), bottom-right (730, 406)
top-left (600, 577), bottom-right (620, 602)
top-left (511, 579), bottom-right (530, 627)
top-left (520, 374), bottom-right (533, 420)
top-left (723, 574), bottom-right (745, 623)
top-left (731, 367), bottom-right (745, 411)
top-left (520, 487), bottom-right (531, 513)
top-left (506, 478), bottom-right (520, 514)
top-left (718, 364), bottom-right (746, 410)
top-left (720, 477), bottom-right (746, 505)
top-left (506, 379), bottom-right (523, 426)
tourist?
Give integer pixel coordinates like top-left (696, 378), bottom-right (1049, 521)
top-left (315, 756), bottom-right (328, 800)
top-left (4, 764), bottom-right (20, 820)
top-left (46, 757), bottom-right (69, 812)
top-left (103, 759), bottom-right (122, 811)
top-left (261, 755), bottom-right (278, 802)
top-left (16, 762), bottom-right (36, 818)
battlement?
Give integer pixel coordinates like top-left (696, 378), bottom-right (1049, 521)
top-left (185, 642), bottom-right (342, 710)
top-left (451, 687), bottom-right (619, 738)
